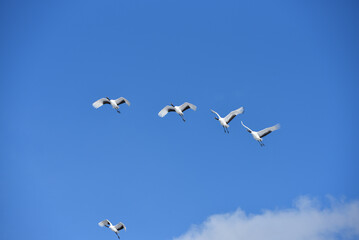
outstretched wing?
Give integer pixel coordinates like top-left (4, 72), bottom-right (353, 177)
top-left (179, 102), bottom-right (197, 112)
top-left (92, 98), bottom-right (110, 109)
top-left (210, 109), bottom-right (221, 119)
top-left (115, 222), bottom-right (126, 231)
top-left (98, 219), bottom-right (111, 227)
top-left (115, 97), bottom-right (131, 106)
top-left (257, 124), bottom-right (280, 138)
top-left (158, 106), bottom-right (175, 117)
top-left (224, 107), bottom-right (244, 123)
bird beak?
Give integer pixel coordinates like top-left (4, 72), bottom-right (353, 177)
top-left (214, 117), bottom-right (218, 120)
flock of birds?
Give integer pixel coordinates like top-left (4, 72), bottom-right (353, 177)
top-left (93, 96), bottom-right (280, 239)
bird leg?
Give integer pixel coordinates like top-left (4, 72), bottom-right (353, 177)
top-left (226, 128), bottom-right (229, 134)
top-left (116, 233), bottom-right (120, 239)
top-left (223, 126), bottom-right (226, 133)
top-left (180, 115), bottom-right (186, 122)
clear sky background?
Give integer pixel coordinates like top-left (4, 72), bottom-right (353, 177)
top-left (1, 0), bottom-right (359, 240)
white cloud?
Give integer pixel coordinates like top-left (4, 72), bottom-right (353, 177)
top-left (174, 197), bottom-right (359, 240)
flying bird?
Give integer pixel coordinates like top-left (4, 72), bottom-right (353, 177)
top-left (210, 107), bottom-right (244, 133)
top-left (92, 97), bottom-right (130, 114)
top-left (158, 102), bottom-right (197, 122)
top-left (241, 121), bottom-right (280, 146)
top-left (98, 219), bottom-right (126, 239)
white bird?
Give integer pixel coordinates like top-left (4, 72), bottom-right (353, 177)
top-left (98, 219), bottom-right (126, 239)
top-left (92, 97), bottom-right (131, 114)
top-left (241, 121), bottom-right (280, 146)
top-left (158, 102), bottom-right (197, 122)
top-left (210, 107), bottom-right (244, 133)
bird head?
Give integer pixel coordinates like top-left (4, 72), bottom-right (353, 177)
top-left (247, 130), bottom-right (252, 133)
top-left (170, 103), bottom-right (175, 107)
top-left (214, 117), bottom-right (219, 120)
top-left (106, 97), bottom-right (110, 100)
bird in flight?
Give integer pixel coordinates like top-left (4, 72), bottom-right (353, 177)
top-left (98, 219), bottom-right (126, 239)
top-left (158, 102), bottom-right (197, 122)
top-left (210, 107), bottom-right (244, 133)
top-left (92, 97), bottom-right (130, 114)
top-left (241, 121), bottom-right (280, 146)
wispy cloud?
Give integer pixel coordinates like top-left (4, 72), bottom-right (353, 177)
top-left (174, 197), bottom-right (359, 240)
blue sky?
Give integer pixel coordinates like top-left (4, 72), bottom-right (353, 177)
top-left (1, 0), bottom-right (358, 240)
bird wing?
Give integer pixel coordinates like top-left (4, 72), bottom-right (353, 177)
top-left (158, 106), bottom-right (175, 117)
top-left (98, 219), bottom-right (111, 227)
top-left (179, 102), bottom-right (197, 112)
top-left (115, 222), bottom-right (126, 231)
top-left (210, 109), bottom-right (221, 119)
top-left (241, 121), bottom-right (253, 132)
top-left (115, 97), bottom-right (131, 106)
top-left (257, 124), bottom-right (280, 138)
top-left (224, 107), bottom-right (244, 123)
top-left (92, 98), bottom-right (110, 109)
